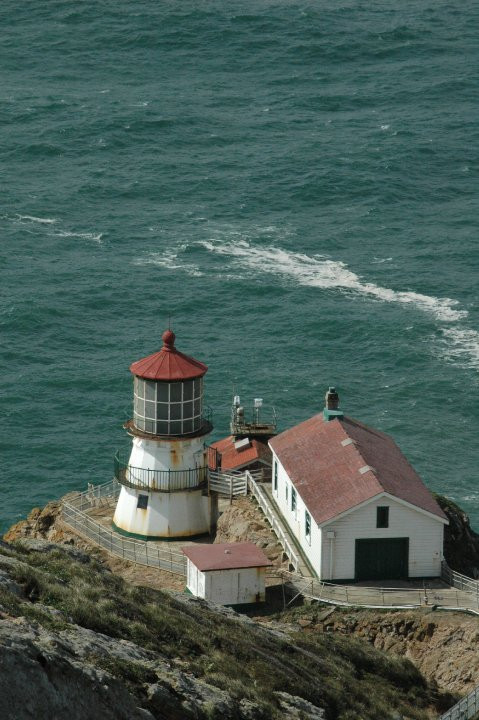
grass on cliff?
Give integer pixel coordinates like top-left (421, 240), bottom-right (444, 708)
top-left (1, 541), bottom-right (441, 720)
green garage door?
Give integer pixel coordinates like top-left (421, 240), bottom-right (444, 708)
top-left (355, 538), bottom-right (409, 581)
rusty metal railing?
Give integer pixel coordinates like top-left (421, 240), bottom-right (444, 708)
top-left (114, 451), bottom-right (208, 492)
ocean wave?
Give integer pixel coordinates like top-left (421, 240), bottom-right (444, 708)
top-left (440, 328), bottom-right (479, 370)
top-left (136, 249), bottom-right (203, 277)
top-left (16, 214), bottom-right (57, 224)
top-left (200, 239), bottom-right (467, 323)
top-left (55, 230), bottom-right (103, 243)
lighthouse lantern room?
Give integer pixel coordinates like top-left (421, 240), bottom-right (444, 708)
top-left (113, 330), bottom-right (213, 539)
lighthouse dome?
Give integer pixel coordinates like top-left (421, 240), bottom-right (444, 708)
top-left (129, 331), bottom-right (209, 437)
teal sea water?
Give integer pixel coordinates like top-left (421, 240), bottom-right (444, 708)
top-left (1, 1), bottom-right (479, 533)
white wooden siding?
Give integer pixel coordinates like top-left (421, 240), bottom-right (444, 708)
top-left (187, 562), bottom-right (266, 604)
top-left (204, 567), bottom-right (266, 605)
top-left (272, 453), bottom-right (322, 577)
top-left (322, 495), bottom-right (444, 580)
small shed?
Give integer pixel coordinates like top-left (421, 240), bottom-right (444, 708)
top-left (208, 435), bottom-right (272, 474)
top-left (182, 542), bottom-right (272, 606)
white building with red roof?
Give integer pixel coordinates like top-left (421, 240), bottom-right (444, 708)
top-left (112, 329), bottom-right (214, 539)
top-left (182, 542), bottom-right (272, 605)
top-left (269, 388), bottom-right (448, 582)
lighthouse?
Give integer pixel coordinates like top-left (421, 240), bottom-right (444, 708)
top-left (112, 329), bottom-right (213, 539)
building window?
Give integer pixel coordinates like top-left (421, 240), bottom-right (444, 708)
top-left (137, 494), bottom-right (149, 510)
top-left (285, 484), bottom-right (288, 503)
top-left (273, 461), bottom-right (278, 491)
top-left (376, 506), bottom-right (389, 528)
top-left (305, 511), bottom-right (311, 540)
top-left (291, 487), bottom-right (296, 513)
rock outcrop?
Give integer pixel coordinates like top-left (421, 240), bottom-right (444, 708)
top-left (3, 495), bottom-right (76, 544)
top-left (282, 607), bottom-right (475, 697)
top-left (436, 495), bottom-right (479, 577)
top-left (215, 496), bottom-right (285, 565)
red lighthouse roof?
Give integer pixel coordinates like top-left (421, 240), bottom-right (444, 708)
top-left (130, 330), bottom-right (208, 381)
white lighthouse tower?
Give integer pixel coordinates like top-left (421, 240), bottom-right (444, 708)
top-left (112, 329), bottom-right (213, 539)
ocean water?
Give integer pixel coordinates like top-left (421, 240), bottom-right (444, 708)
top-left (1, 0), bottom-right (479, 533)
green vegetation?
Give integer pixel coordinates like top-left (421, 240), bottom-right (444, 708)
top-left (0, 541), bottom-right (443, 720)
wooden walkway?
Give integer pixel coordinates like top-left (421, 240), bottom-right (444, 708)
top-left (279, 571), bottom-right (479, 612)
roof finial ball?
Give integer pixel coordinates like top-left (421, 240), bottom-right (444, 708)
top-left (162, 328), bottom-right (176, 350)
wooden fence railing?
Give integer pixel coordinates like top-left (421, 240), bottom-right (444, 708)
top-left (246, 471), bottom-right (301, 573)
top-left (208, 470), bottom-right (248, 498)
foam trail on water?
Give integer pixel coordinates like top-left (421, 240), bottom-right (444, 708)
top-left (441, 328), bottom-right (479, 371)
top-left (17, 214), bottom-right (57, 224)
top-left (55, 230), bottom-right (103, 243)
top-left (136, 248), bottom-right (203, 277)
top-left (200, 240), bottom-right (467, 323)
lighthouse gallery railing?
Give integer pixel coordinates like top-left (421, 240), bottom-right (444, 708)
top-left (114, 450), bottom-right (208, 492)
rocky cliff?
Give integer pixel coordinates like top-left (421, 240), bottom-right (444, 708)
top-left (0, 537), bottom-right (444, 720)
top-left (435, 494), bottom-right (479, 577)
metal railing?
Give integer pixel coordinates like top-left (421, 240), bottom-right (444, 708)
top-left (114, 451), bottom-right (208, 492)
top-left (274, 569), bottom-right (479, 614)
top-left (61, 481), bottom-right (187, 576)
top-left (439, 684), bottom-right (479, 720)
top-left (246, 471), bottom-right (301, 573)
top-left (442, 561), bottom-right (479, 597)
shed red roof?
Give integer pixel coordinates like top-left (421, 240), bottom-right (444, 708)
top-left (269, 413), bottom-right (447, 525)
top-left (182, 542), bottom-right (272, 571)
top-left (130, 330), bottom-right (208, 381)
top-left (209, 435), bottom-right (272, 471)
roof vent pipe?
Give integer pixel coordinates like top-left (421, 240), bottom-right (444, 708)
top-left (325, 387), bottom-right (339, 410)
top-left (323, 386), bottom-right (344, 422)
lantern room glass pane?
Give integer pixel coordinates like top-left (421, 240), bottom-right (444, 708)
top-left (183, 381), bottom-right (193, 401)
top-left (194, 399), bottom-right (201, 416)
top-left (170, 383), bottom-right (182, 402)
top-left (170, 420), bottom-right (181, 434)
top-left (156, 420), bottom-right (168, 435)
top-left (145, 381), bottom-right (156, 401)
top-left (193, 379), bottom-right (201, 398)
top-left (170, 403), bottom-right (181, 420)
top-left (144, 419), bottom-right (155, 434)
top-left (183, 401), bottom-right (193, 419)
top-left (157, 383), bottom-right (169, 402)
top-left (135, 417), bottom-right (146, 432)
top-left (183, 419), bottom-right (193, 434)
top-left (144, 401), bottom-right (155, 419)
top-left (157, 403), bottom-right (169, 420)
top-left (135, 398), bottom-right (145, 416)
top-left (136, 378), bottom-right (145, 398)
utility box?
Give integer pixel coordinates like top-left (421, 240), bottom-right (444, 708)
top-left (182, 542), bottom-right (272, 606)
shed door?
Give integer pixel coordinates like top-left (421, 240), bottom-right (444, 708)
top-left (355, 538), bottom-right (409, 581)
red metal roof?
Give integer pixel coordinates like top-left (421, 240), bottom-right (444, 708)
top-left (130, 330), bottom-right (208, 381)
top-left (182, 542), bottom-right (272, 571)
top-left (269, 413), bottom-right (447, 525)
top-left (209, 435), bottom-right (272, 471)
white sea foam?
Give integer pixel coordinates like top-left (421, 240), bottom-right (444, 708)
top-left (200, 239), bottom-right (467, 323)
top-left (136, 249), bottom-right (203, 277)
top-left (440, 328), bottom-right (479, 370)
top-left (56, 230), bottom-right (103, 243)
top-left (17, 214), bottom-right (57, 224)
